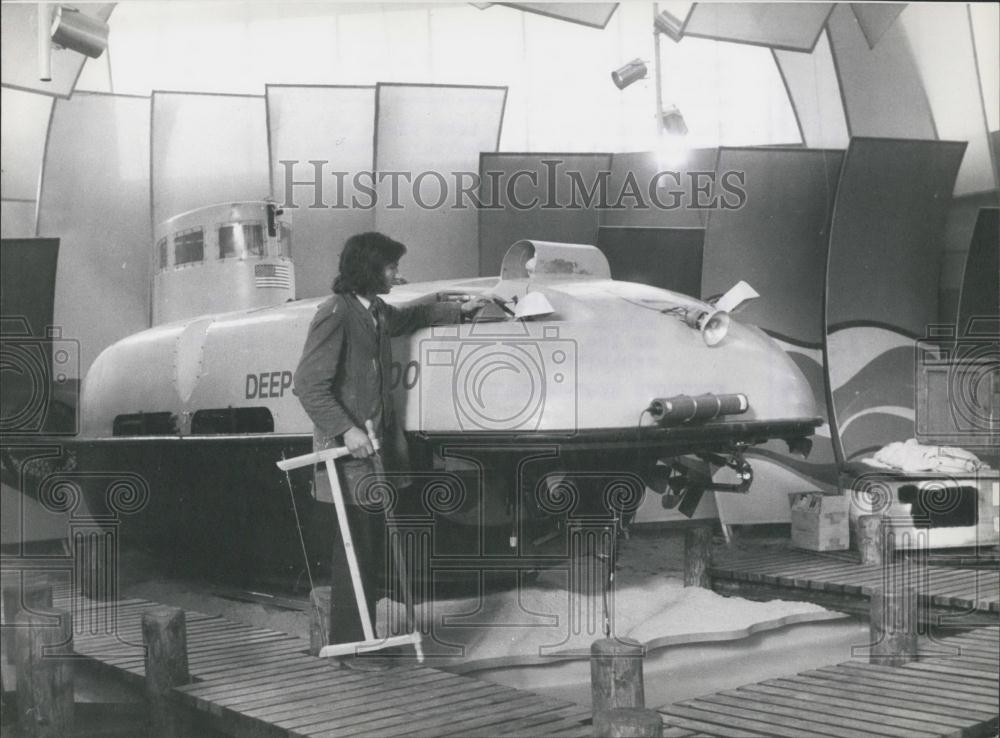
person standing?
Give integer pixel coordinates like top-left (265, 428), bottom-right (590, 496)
top-left (293, 231), bottom-right (486, 659)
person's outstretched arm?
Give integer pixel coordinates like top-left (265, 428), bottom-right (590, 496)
top-left (381, 296), bottom-right (462, 337)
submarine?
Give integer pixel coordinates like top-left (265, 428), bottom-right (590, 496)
top-left (74, 201), bottom-right (821, 582)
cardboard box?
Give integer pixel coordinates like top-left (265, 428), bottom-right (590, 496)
top-left (789, 492), bottom-right (849, 551)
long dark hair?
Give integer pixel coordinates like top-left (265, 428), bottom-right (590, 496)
top-left (332, 232), bottom-right (406, 294)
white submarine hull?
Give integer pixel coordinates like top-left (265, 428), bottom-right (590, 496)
top-left (75, 240), bottom-right (820, 580)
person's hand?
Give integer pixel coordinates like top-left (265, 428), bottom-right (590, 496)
top-left (459, 295), bottom-right (494, 316)
top-left (344, 426), bottom-right (374, 459)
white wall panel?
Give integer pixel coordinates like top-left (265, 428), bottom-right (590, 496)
top-left (970, 2), bottom-right (999, 132)
top-left (267, 85), bottom-right (376, 299)
top-left (1, 88), bottom-right (52, 201)
top-left (374, 84), bottom-right (506, 283)
top-left (774, 31), bottom-right (849, 150)
top-left (901, 3), bottom-right (996, 194)
top-left (827, 3), bottom-right (935, 140)
top-left (151, 92), bottom-right (269, 228)
top-left (0, 201), bottom-right (37, 239)
top-left (37, 93), bottom-right (151, 379)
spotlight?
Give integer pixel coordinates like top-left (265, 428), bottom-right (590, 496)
top-left (659, 105), bottom-right (688, 136)
top-left (655, 105), bottom-right (689, 168)
top-left (51, 6), bottom-right (109, 59)
top-left (654, 9), bottom-right (685, 42)
top-left (611, 58), bottom-right (647, 90)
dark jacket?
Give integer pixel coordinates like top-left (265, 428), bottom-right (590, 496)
top-left (293, 292), bottom-right (460, 444)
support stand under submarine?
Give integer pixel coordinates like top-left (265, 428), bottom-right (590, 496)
top-left (74, 201), bottom-right (823, 585)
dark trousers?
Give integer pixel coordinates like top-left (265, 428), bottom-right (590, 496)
top-left (323, 415), bottom-right (414, 646)
top-left (330, 497), bottom-right (388, 644)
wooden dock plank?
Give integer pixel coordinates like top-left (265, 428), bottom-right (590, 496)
top-left (810, 665), bottom-right (998, 702)
top-left (232, 669), bottom-right (459, 717)
top-left (291, 687), bottom-right (530, 737)
top-left (710, 547), bottom-right (1000, 614)
top-left (272, 670), bottom-right (498, 732)
top-left (745, 680), bottom-right (980, 734)
top-left (345, 694), bottom-right (567, 738)
top-left (791, 671), bottom-right (999, 717)
top-left (687, 693), bottom-right (913, 738)
top-left (298, 687), bottom-right (552, 737)
top-left (659, 709), bottom-right (774, 738)
top-left (462, 706), bottom-right (590, 737)
top-left (717, 686), bottom-right (957, 738)
top-left (662, 703), bottom-right (828, 738)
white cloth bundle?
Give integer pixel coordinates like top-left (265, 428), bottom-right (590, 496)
top-left (864, 438), bottom-right (988, 474)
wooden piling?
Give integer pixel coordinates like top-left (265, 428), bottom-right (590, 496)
top-left (590, 638), bottom-right (645, 718)
top-left (309, 586), bottom-right (331, 656)
top-left (593, 707), bottom-right (664, 737)
top-left (141, 606), bottom-right (190, 738)
top-left (3, 576), bottom-right (52, 662)
top-left (14, 606), bottom-right (74, 738)
top-left (683, 526), bottom-right (712, 588)
top-left (857, 515), bottom-right (884, 566)
top-left (869, 585), bottom-right (918, 666)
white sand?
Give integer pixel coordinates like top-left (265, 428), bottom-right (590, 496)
top-left (105, 530), bottom-right (838, 675)
top-left (376, 531), bottom-right (837, 670)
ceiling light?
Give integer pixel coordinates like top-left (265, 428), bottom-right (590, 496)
top-left (51, 6), bottom-right (109, 59)
top-left (611, 58), bottom-right (648, 90)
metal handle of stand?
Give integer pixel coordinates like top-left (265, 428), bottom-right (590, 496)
top-left (365, 420), bottom-right (422, 660)
top-left (278, 427), bottom-right (423, 663)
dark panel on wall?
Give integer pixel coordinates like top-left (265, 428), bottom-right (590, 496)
top-left (596, 226), bottom-right (703, 297)
top-left (827, 4), bottom-right (935, 139)
top-left (827, 139), bottom-right (965, 333)
top-left (826, 138), bottom-right (966, 461)
top-left (478, 153), bottom-right (611, 277)
top-left (957, 208), bottom-right (999, 335)
top-left (683, 3), bottom-right (833, 51)
top-left (601, 150), bottom-right (718, 230)
top-left (702, 147), bottom-right (843, 347)
top-left (939, 192), bottom-right (998, 325)
top-left (702, 147), bottom-right (844, 504)
top-left (1, 239), bottom-right (59, 336)
top-left (0, 238), bottom-right (75, 433)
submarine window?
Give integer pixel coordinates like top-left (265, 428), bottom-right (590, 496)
top-left (113, 412), bottom-right (177, 436)
top-left (246, 224), bottom-right (264, 257)
top-left (191, 407), bottom-right (274, 434)
top-left (218, 223), bottom-right (263, 259)
top-left (279, 223), bottom-right (292, 258)
top-left (174, 227), bottom-right (204, 266)
top-left (157, 238), bottom-right (168, 271)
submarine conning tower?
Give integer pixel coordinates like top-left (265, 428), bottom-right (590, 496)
top-left (152, 201), bottom-right (294, 325)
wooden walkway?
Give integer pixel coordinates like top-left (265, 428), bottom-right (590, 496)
top-left (658, 626), bottom-right (999, 738)
top-left (710, 546), bottom-right (1000, 618)
top-left (51, 590), bottom-right (593, 738)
